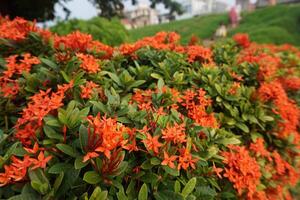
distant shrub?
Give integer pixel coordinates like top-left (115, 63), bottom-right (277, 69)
top-left (51, 17), bottom-right (129, 46)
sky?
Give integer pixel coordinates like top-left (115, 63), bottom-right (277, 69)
top-left (54, 0), bottom-right (238, 22)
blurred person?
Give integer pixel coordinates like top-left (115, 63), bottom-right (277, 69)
top-left (229, 6), bottom-right (238, 28)
top-left (215, 22), bottom-right (227, 38)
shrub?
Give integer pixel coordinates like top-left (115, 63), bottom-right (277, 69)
top-left (51, 17), bottom-right (129, 46)
top-left (0, 17), bottom-right (300, 200)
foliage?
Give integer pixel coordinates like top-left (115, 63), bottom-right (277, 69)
top-left (0, 17), bottom-right (300, 200)
top-left (51, 17), bottom-right (129, 46)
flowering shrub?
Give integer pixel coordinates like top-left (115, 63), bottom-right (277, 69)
top-left (0, 17), bottom-right (300, 200)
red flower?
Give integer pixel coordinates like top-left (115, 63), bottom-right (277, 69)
top-left (222, 145), bottom-right (261, 199)
top-left (76, 53), bottom-right (100, 74)
top-left (83, 152), bottom-right (99, 163)
top-left (249, 138), bottom-right (271, 160)
top-left (161, 151), bottom-right (177, 169)
top-left (80, 81), bottom-right (99, 99)
top-left (0, 17), bottom-right (37, 41)
top-left (142, 133), bottom-right (162, 154)
top-left (54, 31), bottom-right (92, 52)
top-left (162, 123), bottom-right (186, 144)
top-left (31, 152), bottom-right (52, 170)
top-left (177, 149), bottom-right (198, 170)
top-left (85, 114), bottom-right (126, 159)
top-left (212, 162), bottom-right (223, 178)
top-left (233, 33), bottom-right (251, 48)
top-left (186, 45), bottom-right (214, 64)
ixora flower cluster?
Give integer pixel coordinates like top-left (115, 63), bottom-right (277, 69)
top-left (0, 17), bottom-right (300, 200)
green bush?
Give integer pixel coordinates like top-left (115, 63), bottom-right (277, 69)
top-left (0, 18), bottom-right (300, 200)
top-left (51, 17), bottom-right (129, 46)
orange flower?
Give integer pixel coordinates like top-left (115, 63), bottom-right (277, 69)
top-left (228, 82), bottom-right (240, 95)
top-left (0, 78), bottom-right (19, 98)
top-left (24, 142), bottom-right (39, 154)
top-left (0, 17), bottom-right (37, 41)
top-left (85, 114), bottom-right (126, 159)
top-left (80, 81), bottom-right (99, 99)
top-left (186, 45), bottom-right (214, 64)
top-left (4, 53), bottom-right (40, 78)
top-left (83, 152), bottom-right (99, 163)
top-left (162, 123), bottom-right (186, 144)
top-left (31, 152), bottom-right (52, 170)
top-left (177, 149), bottom-right (198, 170)
top-left (161, 151), bottom-right (177, 169)
top-left (142, 133), bottom-right (162, 154)
top-left (76, 53), bottom-right (100, 74)
top-left (88, 40), bottom-right (113, 59)
top-left (15, 81), bottom-right (73, 144)
top-left (212, 162), bottom-right (223, 178)
top-left (233, 33), bottom-right (251, 48)
top-left (249, 138), bottom-right (271, 160)
top-left (222, 145), bottom-right (261, 199)
top-left (54, 31), bottom-right (92, 52)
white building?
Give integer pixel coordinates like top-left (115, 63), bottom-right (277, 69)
top-left (175, 0), bottom-right (228, 20)
top-left (122, 3), bottom-right (159, 29)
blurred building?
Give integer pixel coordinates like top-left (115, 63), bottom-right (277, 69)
top-left (175, 0), bottom-right (228, 20)
top-left (122, 3), bottom-right (159, 29)
top-left (236, 0), bottom-right (251, 10)
top-left (256, 0), bottom-right (300, 7)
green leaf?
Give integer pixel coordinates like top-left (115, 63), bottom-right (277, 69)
top-left (83, 171), bottom-right (101, 184)
top-left (60, 71), bottom-right (71, 82)
top-left (150, 157), bottom-right (161, 165)
top-left (216, 137), bottom-right (241, 146)
top-left (28, 169), bottom-right (50, 195)
top-left (157, 78), bottom-right (165, 92)
top-left (181, 177), bottom-right (197, 198)
top-left (40, 58), bottom-right (58, 70)
top-left (154, 190), bottom-right (184, 200)
top-left (107, 72), bottom-right (122, 86)
top-left (127, 80), bottom-right (146, 90)
top-left (236, 123), bottom-right (249, 133)
top-left (90, 187), bottom-right (104, 200)
top-left (151, 73), bottom-right (163, 79)
top-left (53, 172), bottom-right (64, 192)
top-left (162, 166), bottom-right (180, 177)
top-left (48, 163), bottom-right (73, 174)
top-left (79, 124), bottom-right (88, 152)
top-left (43, 125), bottom-right (63, 140)
top-left (138, 183), bottom-right (148, 200)
top-left (75, 157), bottom-right (89, 169)
top-left (174, 180), bottom-right (181, 193)
top-left (56, 144), bottom-right (78, 157)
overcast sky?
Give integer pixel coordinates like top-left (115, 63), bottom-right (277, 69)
top-left (54, 0), bottom-right (237, 21)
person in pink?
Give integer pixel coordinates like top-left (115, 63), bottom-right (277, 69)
top-left (229, 6), bottom-right (238, 28)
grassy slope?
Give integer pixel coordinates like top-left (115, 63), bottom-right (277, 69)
top-left (129, 14), bottom-right (228, 44)
top-left (230, 3), bottom-right (300, 46)
top-left (129, 4), bottom-right (300, 46)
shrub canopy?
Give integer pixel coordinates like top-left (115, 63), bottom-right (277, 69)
top-left (0, 17), bottom-right (300, 200)
top-left (51, 17), bottom-right (129, 46)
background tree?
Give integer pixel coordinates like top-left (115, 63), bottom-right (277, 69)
top-left (0, 0), bottom-right (71, 22)
top-left (0, 0), bottom-right (182, 22)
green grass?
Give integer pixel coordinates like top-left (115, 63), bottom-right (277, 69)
top-left (129, 14), bottom-right (228, 44)
top-left (129, 3), bottom-right (300, 46)
top-left (230, 3), bottom-right (300, 46)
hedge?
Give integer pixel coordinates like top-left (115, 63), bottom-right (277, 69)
top-left (0, 17), bottom-right (300, 200)
top-left (50, 17), bottom-right (129, 46)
